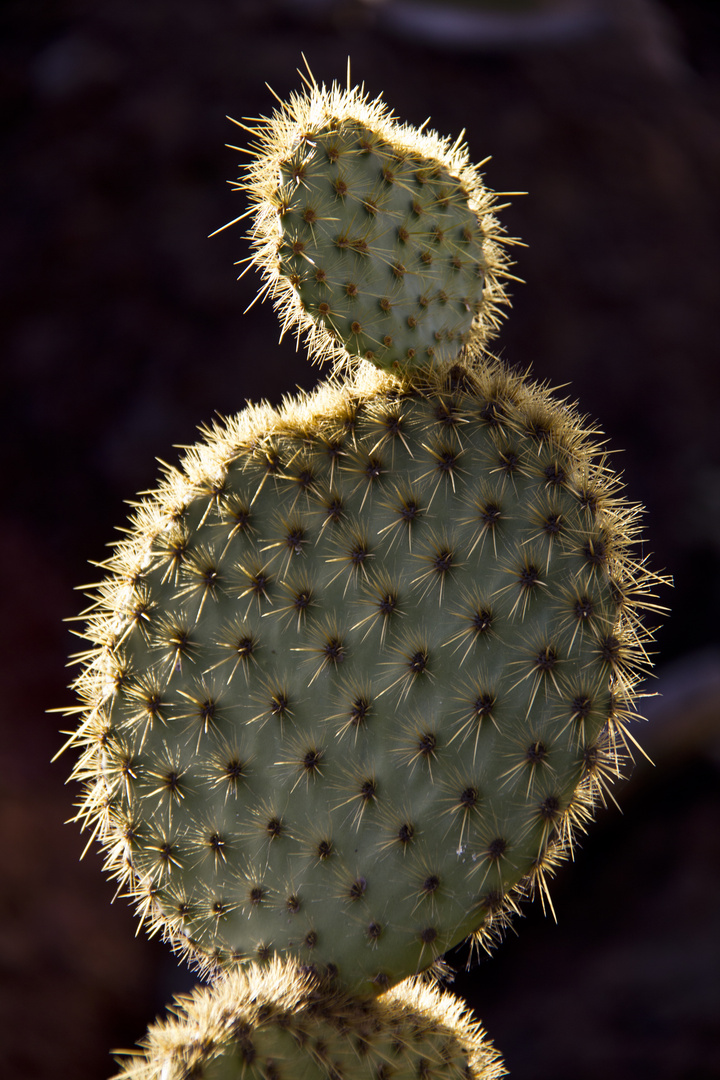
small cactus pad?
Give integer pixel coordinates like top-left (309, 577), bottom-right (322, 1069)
top-left (64, 357), bottom-right (664, 994)
top-left (239, 71), bottom-right (510, 372)
top-left (111, 956), bottom-right (506, 1080)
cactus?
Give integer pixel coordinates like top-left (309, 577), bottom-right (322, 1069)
top-left (111, 956), bottom-right (506, 1080)
top-left (63, 70), bottom-right (665, 1006)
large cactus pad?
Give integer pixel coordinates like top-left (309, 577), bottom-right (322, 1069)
top-left (66, 358), bottom-right (659, 995)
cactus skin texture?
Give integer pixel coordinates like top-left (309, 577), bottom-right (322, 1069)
top-left (240, 70), bottom-right (511, 372)
top-left (111, 956), bottom-right (506, 1080)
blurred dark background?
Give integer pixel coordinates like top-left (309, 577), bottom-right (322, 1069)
top-left (2, 0), bottom-right (719, 1076)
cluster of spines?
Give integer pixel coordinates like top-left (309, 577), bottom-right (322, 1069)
top-left (62, 352), bottom-right (666, 992)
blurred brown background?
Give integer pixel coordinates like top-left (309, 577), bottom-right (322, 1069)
top-left (2, 0), bottom-right (719, 1076)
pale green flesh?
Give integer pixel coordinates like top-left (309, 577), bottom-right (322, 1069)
top-left (201, 1026), bottom-right (469, 1080)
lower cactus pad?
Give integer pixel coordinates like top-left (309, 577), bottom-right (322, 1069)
top-left (111, 957), bottom-right (506, 1080)
top-left (65, 355), bottom-right (663, 993)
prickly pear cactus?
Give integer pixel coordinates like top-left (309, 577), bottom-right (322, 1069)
top-left (112, 956), bottom-right (506, 1080)
top-left (64, 71), bottom-right (664, 998)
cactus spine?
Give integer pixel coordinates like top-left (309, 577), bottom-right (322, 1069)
top-left (62, 65), bottom-right (666, 1075)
